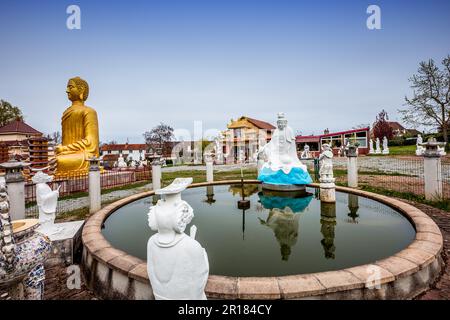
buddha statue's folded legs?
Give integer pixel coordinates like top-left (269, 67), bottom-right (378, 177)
top-left (55, 151), bottom-right (90, 176)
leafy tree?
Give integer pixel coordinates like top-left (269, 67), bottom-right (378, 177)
top-left (143, 122), bottom-right (174, 156)
top-left (399, 55), bottom-right (450, 144)
top-left (372, 109), bottom-right (393, 140)
top-left (0, 100), bottom-right (24, 127)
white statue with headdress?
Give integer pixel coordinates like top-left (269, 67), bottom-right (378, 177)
top-left (32, 171), bottom-right (61, 234)
top-left (147, 178), bottom-right (209, 300)
top-left (257, 113), bottom-right (312, 186)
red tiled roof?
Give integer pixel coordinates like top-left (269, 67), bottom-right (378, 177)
top-left (246, 117), bottom-right (276, 130)
top-left (387, 121), bottom-right (406, 131)
top-left (100, 144), bottom-right (147, 151)
top-left (0, 120), bottom-right (42, 135)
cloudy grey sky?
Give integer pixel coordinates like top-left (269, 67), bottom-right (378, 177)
top-left (1, 0), bottom-right (449, 143)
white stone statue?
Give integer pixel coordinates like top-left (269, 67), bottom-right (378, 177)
top-left (438, 146), bottom-right (447, 156)
top-left (375, 138), bottom-right (381, 154)
top-left (238, 149), bottom-right (245, 163)
top-left (318, 144), bottom-right (334, 183)
top-left (382, 136), bottom-right (389, 154)
top-left (301, 144), bottom-right (311, 159)
top-left (369, 139), bottom-right (374, 154)
top-left (258, 113), bottom-right (307, 175)
top-left (416, 134), bottom-right (425, 156)
top-left (147, 178), bottom-right (209, 300)
top-left (32, 171), bottom-right (61, 235)
top-left (117, 154), bottom-right (127, 168)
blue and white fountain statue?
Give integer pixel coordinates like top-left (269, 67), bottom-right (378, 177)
top-left (257, 113), bottom-right (312, 191)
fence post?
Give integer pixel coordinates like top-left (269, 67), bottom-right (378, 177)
top-left (347, 145), bottom-right (358, 188)
top-left (422, 139), bottom-right (443, 201)
top-left (152, 162), bottom-right (162, 191)
top-left (89, 158), bottom-right (101, 214)
top-left (0, 158), bottom-right (27, 221)
top-left (206, 160), bottom-right (214, 183)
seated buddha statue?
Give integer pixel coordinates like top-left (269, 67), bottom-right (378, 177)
top-left (257, 113), bottom-right (312, 186)
top-left (55, 77), bottom-right (99, 176)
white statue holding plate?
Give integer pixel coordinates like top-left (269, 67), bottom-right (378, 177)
top-left (147, 178), bottom-right (209, 300)
top-left (32, 171), bottom-right (61, 235)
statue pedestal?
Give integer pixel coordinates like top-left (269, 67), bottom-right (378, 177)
top-left (261, 183), bottom-right (306, 192)
top-left (37, 220), bottom-right (84, 267)
top-left (319, 181), bottom-right (336, 203)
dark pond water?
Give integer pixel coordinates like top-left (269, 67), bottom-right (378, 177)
top-left (102, 184), bottom-right (415, 277)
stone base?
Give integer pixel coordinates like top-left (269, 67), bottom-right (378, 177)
top-left (320, 183), bottom-right (336, 203)
top-left (382, 150), bottom-right (390, 155)
top-left (37, 221), bottom-right (84, 267)
top-left (262, 183), bottom-right (306, 192)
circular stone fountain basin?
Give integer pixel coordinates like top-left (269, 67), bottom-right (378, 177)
top-left (81, 180), bottom-right (443, 300)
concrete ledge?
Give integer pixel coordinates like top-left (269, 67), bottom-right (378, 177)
top-left (81, 180), bottom-right (443, 300)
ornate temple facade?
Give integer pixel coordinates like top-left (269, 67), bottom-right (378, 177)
top-left (218, 116), bottom-right (275, 163)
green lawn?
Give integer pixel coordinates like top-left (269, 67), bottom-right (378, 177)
top-left (366, 145), bottom-right (416, 156)
top-left (388, 145), bottom-right (417, 155)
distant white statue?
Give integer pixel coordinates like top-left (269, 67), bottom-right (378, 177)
top-left (375, 138), bottom-right (381, 154)
top-left (238, 149), bottom-right (245, 163)
top-left (117, 154), bottom-right (127, 168)
top-left (147, 178), bottom-right (209, 300)
top-left (318, 144), bottom-right (334, 183)
top-left (438, 146), bottom-right (447, 156)
top-left (32, 171), bottom-right (61, 234)
top-left (369, 139), bottom-right (374, 154)
top-left (382, 136), bottom-right (389, 154)
top-left (300, 144), bottom-right (311, 159)
top-left (416, 134), bottom-right (425, 156)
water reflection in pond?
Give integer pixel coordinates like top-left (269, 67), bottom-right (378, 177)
top-left (102, 184), bottom-right (415, 277)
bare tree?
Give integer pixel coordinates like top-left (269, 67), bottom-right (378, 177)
top-left (46, 131), bottom-right (61, 144)
top-left (399, 55), bottom-right (450, 144)
top-left (143, 123), bottom-right (174, 155)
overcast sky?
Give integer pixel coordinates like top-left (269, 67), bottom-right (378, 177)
top-left (1, 0), bottom-right (449, 143)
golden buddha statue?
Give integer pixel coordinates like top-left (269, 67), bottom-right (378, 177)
top-left (55, 77), bottom-right (99, 176)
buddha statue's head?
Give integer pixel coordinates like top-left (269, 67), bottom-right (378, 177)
top-left (66, 77), bottom-right (89, 103)
top-left (276, 113), bottom-right (287, 130)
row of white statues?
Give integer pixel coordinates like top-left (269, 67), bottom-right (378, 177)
top-left (369, 137), bottom-right (389, 155)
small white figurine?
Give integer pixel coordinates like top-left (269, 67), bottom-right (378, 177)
top-left (147, 178), bottom-right (209, 300)
top-left (375, 138), bottom-right (381, 154)
top-left (319, 144), bottom-right (335, 183)
top-left (301, 144), bottom-right (311, 159)
top-left (382, 136), bottom-right (389, 154)
top-left (32, 171), bottom-right (61, 234)
top-left (416, 134), bottom-right (425, 156)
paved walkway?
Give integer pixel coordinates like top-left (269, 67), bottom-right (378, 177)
top-left (0, 264), bottom-right (96, 300)
top-left (412, 201), bottom-right (450, 300)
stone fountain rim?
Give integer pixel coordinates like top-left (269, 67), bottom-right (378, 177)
top-left (81, 180), bottom-right (443, 299)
